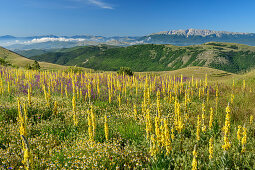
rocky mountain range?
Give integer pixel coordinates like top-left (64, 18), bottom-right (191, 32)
top-left (151, 28), bottom-right (252, 37)
top-left (1, 29), bottom-right (255, 50)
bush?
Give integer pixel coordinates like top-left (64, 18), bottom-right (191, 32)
top-left (25, 60), bottom-right (40, 70)
top-left (32, 60), bottom-right (40, 70)
top-left (64, 66), bottom-right (85, 73)
top-left (0, 58), bottom-right (11, 67)
top-left (117, 67), bottom-right (134, 76)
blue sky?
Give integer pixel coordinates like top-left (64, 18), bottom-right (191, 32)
top-left (1, 0), bottom-right (255, 36)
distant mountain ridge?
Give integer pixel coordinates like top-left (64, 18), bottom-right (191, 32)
top-left (151, 28), bottom-right (252, 37)
top-left (2, 29), bottom-right (255, 50)
top-left (140, 29), bottom-right (255, 46)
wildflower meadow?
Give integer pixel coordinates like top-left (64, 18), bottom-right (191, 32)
top-left (0, 66), bottom-right (254, 169)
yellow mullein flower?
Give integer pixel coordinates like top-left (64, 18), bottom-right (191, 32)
top-left (7, 81), bottom-right (10, 93)
top-left (73, 112), bottom-right (78, 126)
top-left (209, 137), bottom-right (213, 160)
top-left (91, 106), bottom-right (96, 138)
top-left (22, 133), bottom-right (34, 168)
top-left (156, 90), bottom-right (161, 117)
top-left (241, 126), bottom-right (247, 153)
top-left (145, 109), bottom-right (152, 139)
top-left (237, 125), bottom-right (242, 142)
top-left (88, 110), bottom-right (93, 141)
top-left (201, 102), bottom-right (206, 132)
top-left (164, 119), bottom-right (171, 155)
top-left (118, 94), bottom-right (121, 107)
top-left (196, 115), bottom-right (201, 141)
top-left (230, 93), bottom-right (234, 104)
top-left (104, 115), bottom-right (109, 141)
top-left (133, 104), bottom-right (137, 119)
top-left (53, 101), bottom-right (58, 116)
top-left (72, 94), bottom-right (76, 113)
top-left (250, 115), bottom-right (253, 125)
top-left (155, 116), bottom-right (161, 144)
top-left (160, 119), bottom-right (165, 147)
top-left (222, 104), bottom-right (231, 151)
top-left (205, 73), bottom-right (208, 87)
top-left (192, 145), bottom-right (197, 170)
top-left (171, 128), bottom-right (175, 141)
top-left (209, 107), bottom-right (213, 130)
top-left (150, 135), bottom-right (157, 157)
top-left (206, 89), bottom-right (209, 104)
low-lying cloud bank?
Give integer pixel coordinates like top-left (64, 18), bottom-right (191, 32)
top-left (24, 37), bottom-right (86, 44)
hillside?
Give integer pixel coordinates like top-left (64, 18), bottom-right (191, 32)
top-left (29, 42), bottom-right (255, 73)
top-left (0, 46), bottom-right (75, 70)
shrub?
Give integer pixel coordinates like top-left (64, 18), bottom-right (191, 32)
top-left (117, 67), bottom-right (134, 76)
top-left (25, 60), bottom-right (40, 70)
top-left (64, 66), bottom-right (85, 73)
top-left (32, 60), bottom-right (40, 70)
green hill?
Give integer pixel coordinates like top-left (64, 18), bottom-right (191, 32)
top-left (29, 42), bottom-right (255, 73)
top-left (0, 46), bottom-right (79, 70)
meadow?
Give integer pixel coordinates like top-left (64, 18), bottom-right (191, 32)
top-left (0, 66), bottom-right (254, 169)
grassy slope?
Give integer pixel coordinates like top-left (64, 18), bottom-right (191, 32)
top-left (0, 46), bottom-right (91, 71)
top-left (154, 66), bottom-right (234, 81)
top-left (30, 42), bottom-right (255, 73)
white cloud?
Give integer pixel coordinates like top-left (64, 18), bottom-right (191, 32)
top-left (24, 37), bottom-right (86, 44)
top-left (23, 0), bottom-right (114, 10)
top-left (88, 0), bottom-right (114, 9)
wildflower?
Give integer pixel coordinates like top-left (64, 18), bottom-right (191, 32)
top-left (222, 104), bottom-right (231, 151)
top-left (209, 107), bottom-right (213, 130)
top-left (21, 135), bottom-right (33, 169)
top-left (118, 94), bottom-right (121, 107)
top-left (133, 104), bottom-right (137, 119)
top-left (171, 128), bottom-right (175, 141)
top-left (230, 93), bottom-right (234, 104)
top-left (88, 110), bottom-right (93, 141)
top-left (150, 135), bottom-right (156, 157)
top-left (73, 112), bottom-right (78, 126)
top-left (205, 74), bottom-right (208, 87)
top-left (201, 103), bottom-right (206, 132)
top-left (145, 109), bottom-right (152, 139)
top-left (160, 120), bottom-right (165, 146)
top-left (250, 115), bottom-right (253, 124)
top-left (237, 125), bottom-right (242, 142)
top-left (196, 115), bottom-right (200, 141)
top-left (241, 126), bottom-right (247, 153)
top-left (7, 81), bottom-right (10, 93)
top-left (209, 137), bottom-right (213, 160)
top-left (192, 145), bottom-right (197, 170)
top-left (91, 106), bottom-right (96, 138)
top-left (164, 119), bottom-right (171, 155)
top-left (156, 90), bottom-right (161, 117)
top-left (155, 116), bottom-right (161, 144)
top-left (53, 101), bottom-right (58, 116)
top-left (104, 115), bottom-right (109, 141)
top-left (72, 94), bottom-right (76, 113)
